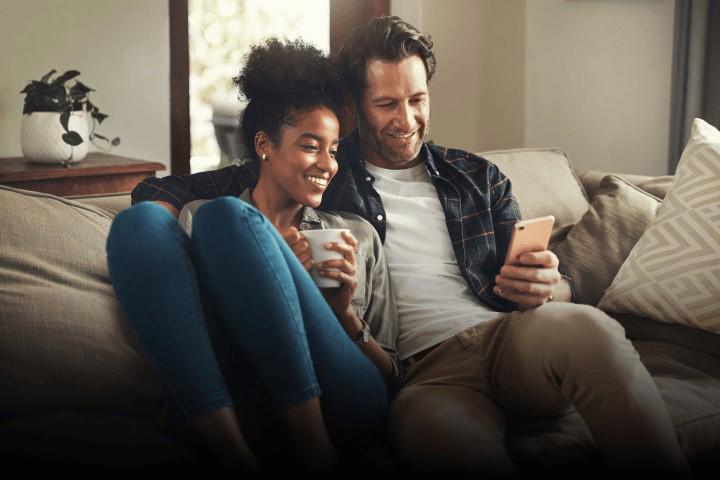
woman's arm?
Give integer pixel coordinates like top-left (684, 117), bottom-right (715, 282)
top-left (313, 229), bottom-right (403, 387)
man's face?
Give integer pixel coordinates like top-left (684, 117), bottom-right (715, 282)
top-left (357, 55), bottom-right (430, 169)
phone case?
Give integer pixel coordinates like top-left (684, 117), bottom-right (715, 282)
top-left (504, 215), bottom-right (555, 265)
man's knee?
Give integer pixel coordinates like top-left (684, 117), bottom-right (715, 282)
top-left (533, 303), bottom-right (624, 344)
top-left (529, 303), bottom-right (631, 368)
top-left (388, 386), bottom-right (516, 474)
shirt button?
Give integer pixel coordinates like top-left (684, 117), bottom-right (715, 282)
top-left (376, 214), bottom-right (384, 221)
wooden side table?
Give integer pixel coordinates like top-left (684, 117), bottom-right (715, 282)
top-left (0, 153), bottom-right (166, 197)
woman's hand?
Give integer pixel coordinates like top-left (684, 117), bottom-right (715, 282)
top-left (283, 227), bottom-right (313, 271)
top-left (315, 230), bottom-right (359, 322)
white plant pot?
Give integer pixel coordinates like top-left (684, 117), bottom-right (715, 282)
top-left (21, 111), bottom-right (89, 164)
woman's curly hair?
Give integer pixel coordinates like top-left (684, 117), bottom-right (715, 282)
top-left (234, 38), bottom-right (342, 160)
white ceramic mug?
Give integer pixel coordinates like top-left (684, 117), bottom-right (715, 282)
top-left (300, 228), bottom-right (349, 288)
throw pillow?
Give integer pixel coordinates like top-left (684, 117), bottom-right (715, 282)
top-left (598, 118), bottom-right (720, 333)
top-left (554, 175), bottom-right (661, 306)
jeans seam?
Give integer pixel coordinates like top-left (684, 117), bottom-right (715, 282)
top-left (274, 383), bottom-right (323, 409)
top-left (182, 394), bottom-right (234, 420)
top-left (238, 206), bottom-right (320, 399)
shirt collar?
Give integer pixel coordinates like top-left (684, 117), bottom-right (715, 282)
top-left (238, 186), bottom-right (323, 230)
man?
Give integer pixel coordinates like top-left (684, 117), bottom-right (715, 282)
top-left (322, 16), bottom-right (688, 474)
top-left (131, 16), bottom-right (688, 473)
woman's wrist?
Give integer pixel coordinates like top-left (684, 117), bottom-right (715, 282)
top-left (338, 311), bottom-right (363, 339)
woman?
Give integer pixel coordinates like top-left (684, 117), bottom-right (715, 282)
top-left (106, 38), bottom-right (401, 472)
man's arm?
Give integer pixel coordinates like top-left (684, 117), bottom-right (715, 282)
top-left (130, 163), bottom-right (256, 214)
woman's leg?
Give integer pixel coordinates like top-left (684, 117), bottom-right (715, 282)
top-left (106, 201), bottom-right (258, 469)
top-left (190, 198), bottom-right (388, 453)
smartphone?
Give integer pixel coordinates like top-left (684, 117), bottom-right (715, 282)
top-left (504, 215), bottom-right (555, 265)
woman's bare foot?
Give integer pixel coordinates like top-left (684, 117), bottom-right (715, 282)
top-left (283, 397), bottom-right (338, 471)
top-left (191, 407), bottom-right (261, 471)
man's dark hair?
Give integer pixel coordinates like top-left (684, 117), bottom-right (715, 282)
top-left (336, 16), bottom-right (436, 102)
top-left (234, 37), bottom-right (341, 160)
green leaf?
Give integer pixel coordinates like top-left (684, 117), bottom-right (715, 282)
top-left (52, 70), bottom-right (81, 85)
top-left (93, 112), bottom-right (108, 123)
top-left (60, 110), bottom-right (70, 131)
top-left (40, 69), bottom-right (57, 83)
top-left (72, 81), bottom-right (94, 93)
top-left (62, 131), bottom-right (84, 146)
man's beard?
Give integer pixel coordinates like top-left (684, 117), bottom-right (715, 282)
top-left (358, 113), bottom-right (430, 166)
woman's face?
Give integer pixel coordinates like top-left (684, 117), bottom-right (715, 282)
top-left (262, 106), bottom-right (340, 208)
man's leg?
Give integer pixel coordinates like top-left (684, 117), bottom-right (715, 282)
top-left (491, 302), bottom-right (688, 472)
top-left (388, 323), bottom-right (517, 475)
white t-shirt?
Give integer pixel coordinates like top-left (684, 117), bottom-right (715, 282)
top-left (364, 161), bottom-right (501, 360)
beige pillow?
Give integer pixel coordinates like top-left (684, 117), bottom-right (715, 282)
top-left (0, 185), bottom-right (166, 423)
top-left (598, 118), bottom-right (720, 333)
top-left (554, 175), bottom-right (661, 306)
top-left (480, 147), bottom-right (590, 245)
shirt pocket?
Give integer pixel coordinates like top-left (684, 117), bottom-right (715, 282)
top-left (351, 252), bottom-right (368, 319)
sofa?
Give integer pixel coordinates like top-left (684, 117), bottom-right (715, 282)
top-left (1, 146), bottom-right (719, 474)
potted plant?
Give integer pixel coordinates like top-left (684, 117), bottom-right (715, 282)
top-left (20, 69), bottom-right (120, 165)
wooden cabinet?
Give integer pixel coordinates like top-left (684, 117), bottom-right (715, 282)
top-left (0, 153), bottom-right (165, 197)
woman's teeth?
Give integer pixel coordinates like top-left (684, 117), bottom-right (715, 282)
top-left (305, 175), bottom-right (328, 187)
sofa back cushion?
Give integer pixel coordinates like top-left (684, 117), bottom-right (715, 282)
top-left (480, 147), bottom-right (590, 245)
top-left (0, 185), bottom-right (165, 423)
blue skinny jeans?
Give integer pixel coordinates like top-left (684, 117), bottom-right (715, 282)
top-left (106, 198), bottom-right (388, 456)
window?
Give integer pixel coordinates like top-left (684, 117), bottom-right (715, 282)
top-left (188, 0), bottom-right (330, 173)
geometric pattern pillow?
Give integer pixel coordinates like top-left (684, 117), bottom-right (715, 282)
top-left (598, 118), bottom-right (720, 334)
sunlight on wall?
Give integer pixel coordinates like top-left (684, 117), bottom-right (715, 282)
top-left (189, 0), bottom-right (329, 173)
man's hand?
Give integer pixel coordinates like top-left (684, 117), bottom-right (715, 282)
top-left (283, 227), bottom-right (313, 271)
top-left (494, 250), bottom-right (569, 309)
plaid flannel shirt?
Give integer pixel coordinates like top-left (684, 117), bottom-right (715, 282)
top-left (131, 130), bottom-right (575, 311)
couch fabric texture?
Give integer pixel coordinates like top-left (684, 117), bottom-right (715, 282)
top-left (1, 145), bottom-right (719, 469)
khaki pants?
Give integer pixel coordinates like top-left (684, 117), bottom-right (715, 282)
top-left (388, 303), bottom-right (688, 473)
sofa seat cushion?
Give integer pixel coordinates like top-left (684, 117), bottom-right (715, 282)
top-left (0, 412), bottom-right (193, 469)
top-left (507, 338), bottom-right (720, 464)
top-left (0, 185), bottom-right (166, 423)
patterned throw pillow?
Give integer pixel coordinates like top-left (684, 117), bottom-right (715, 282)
top-left (598, 118), bottom-right (720, 333)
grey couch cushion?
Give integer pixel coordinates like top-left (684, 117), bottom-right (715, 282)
top-left (480, 148), bottom-right (590, 246)
top-left (554, 175), bottom-right (661, 306)
top-left (0, 185), bottom-right (166, 424)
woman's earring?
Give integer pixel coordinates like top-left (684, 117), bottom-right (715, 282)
top-left (262, 154), bottom-right (268, 161)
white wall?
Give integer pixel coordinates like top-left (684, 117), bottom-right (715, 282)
top-left (0, 0), bottom-right (171, 173)
top-left (525, 0), bottom-right (675, 176)
top-left (394, 0), bottom-right (526, 153)
top-left (393, 0), bottom-right (676, 176)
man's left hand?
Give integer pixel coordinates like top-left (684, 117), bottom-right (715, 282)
top-left (494, 250), bottom-right (567, 309)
